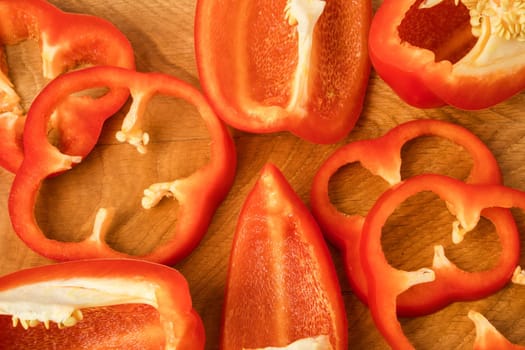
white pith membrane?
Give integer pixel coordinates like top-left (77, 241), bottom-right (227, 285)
top-left (244, 335), bottom-right (333, 350)
top-left (511, 265), bottom-right (525, 284)
top-left (0, 278), bottom-right (158, 330)
top-left (0, 37), bottom-right (69, 142)
top-left (283, 0), bottom-right (326, 114)
top-left (115, 88), bottom-right (152, 155)
top-left (60, 89), bottom-right (185, 245)
top-left (0, 70), bottom-right (22, 115)
top-left (387, 202), bottom-right (483, 294)
top-left (113, 89), bottom-right (181, 210)
top-left (468, 310), bottom-right (507, 345)
top-left (420, 0), bottom-right (525, 73)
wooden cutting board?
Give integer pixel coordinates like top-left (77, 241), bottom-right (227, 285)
top-left (1, 0), bottom-right (525, 348)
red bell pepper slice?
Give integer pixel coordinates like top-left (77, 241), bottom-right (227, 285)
top-left (361, 174), bottom-right (525, 349)
top-left (310, 119), bottom-right (518, 316)
top-left (0, 0), bottom-right (135, 173)
top-left (8, 66), bottom-right (236, 264)
top-left (195, 0), bottom-right (371, 144)
top-left (468, 311), bottom-right (525, 350)
top-left (0, 259), bottom-right (205, 350)
top-left (221, 163), bottom-right (347, 349)
top-left (369, 0), bottom-right (525, 109)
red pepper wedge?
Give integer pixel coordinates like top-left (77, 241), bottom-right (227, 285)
top-left (0, 259), bottom-right (205, 350)
top-left (195, 0), bottom-right (371, 144)
top-left (369, 0), bottom-right (525, 109)
top-left (221, 163), bottom-right (347, 349)
top-left (8, 66), bottom-right (236, 264)
top-left (310, 119), bottom-right (518, 317)
top-left (361, 174), bottom-right (525, 350)
top-left (0, 0), bottom-right (135, 173)
top-left (469, 311), bottom-right (525, 350)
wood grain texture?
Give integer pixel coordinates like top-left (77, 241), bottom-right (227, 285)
top-left (1, 0), bottom-right (525, 349)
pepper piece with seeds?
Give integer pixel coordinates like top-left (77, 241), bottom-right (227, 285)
top-left (0, 259), bottom-right (205, 350)
top-left (369, 0), bottom-right (525, 109)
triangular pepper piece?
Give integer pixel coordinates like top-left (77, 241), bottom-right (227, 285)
top-left (221, 163), bottom-right (347, 350)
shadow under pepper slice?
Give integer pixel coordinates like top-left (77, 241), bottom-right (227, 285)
top-left (0, 259), bottom-right (205, 350)
top-left (361, 174), bottom-right (525, 349)
top-left (195, 0), bottom-right (371, 144)
top-left (8, 66), bottom-right (236, 264)
top-left (369, 0), bottom-right (525, 109)
top-left (310, 119), bottom-right (517, 317)
top-left (0, 0), bottom-right (135, 173)
top-left (221, 163), bottom-right (347, 350)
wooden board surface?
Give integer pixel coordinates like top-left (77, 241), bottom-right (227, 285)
top-left (1, 0), bottom-right (525, 348)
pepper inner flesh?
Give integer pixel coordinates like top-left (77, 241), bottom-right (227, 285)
top-left (0, 278), bottom-right (163, 349)
top-left (242, 0), bottom-right (326, 114)
top-left (400, 0), bottom-right (525, 66)
top-left (398, 0), bottom-right (477, 63)
top-left (0, 304), bottom-right (164, 350)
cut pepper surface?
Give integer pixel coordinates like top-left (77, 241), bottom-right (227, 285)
top-left (195, 0), bottom-right (371, 143)
top-left (361, 174), bottom-right (525, 349)
top-left (310, 119), bottom-right (519, 317)
top-left (0, 259), bottom-right (204, 350)
top-left (0, 0), bottom-right (135, 173)
top-left (8, 66), bottom-right (236, 264)
top-left (221, 163), bottom-right (347, 350)
top-left (369, 0), bottom-right (525, 109)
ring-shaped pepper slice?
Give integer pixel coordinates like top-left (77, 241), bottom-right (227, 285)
top-left (8, 66), bottom-right (237, 264)
top-left (310, 119), bottom-right (518, 316)
top-left (0, 0), bottom-right (135, 173)
top-left (0, 259), bottom-right (205, 350)
top-left (361, 174), bottom-right (525, 349)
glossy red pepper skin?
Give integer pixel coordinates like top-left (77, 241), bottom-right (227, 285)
top-left (361, 174), bottom-right (525, 349)
top-left (310, 119), bottom-right (518, 317)
top-left (8, 66), bottom-right (236, 264)
top-left (0, 0), bottom-right (135, 173)
top-left (0, 259), bottom-right (205, 350)
top-left (221, 163), bottom-right (347, 349)
top-left (195, 0), bottom-right (371, 144)
top-left (369, 0), bottom-right (525, 109)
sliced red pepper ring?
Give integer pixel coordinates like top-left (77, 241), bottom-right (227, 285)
top-left (8, 66), bottom-right (237, 264)
top-left (310, 119), bottom-right (515, 316)
top-left (0, 0), bottom-right (135, 173)
top-left (368, 0), bottom-right (525, 109)
top-left (221, 163), bottom-right (347, 349)
top-left (468, 311), bottom-right (525, 350)
top-left (195, 0), bottom-right (371, 144)
top-left (0, 259), bottom-right (205, 350)
top-left (361, 174), bottom-right (525, 349)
